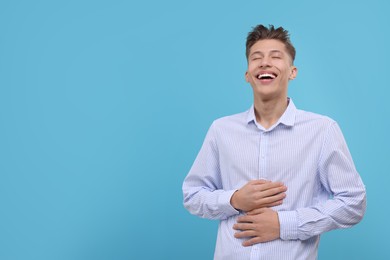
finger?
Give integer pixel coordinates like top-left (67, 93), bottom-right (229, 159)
top-left (233, 222), bottom-right (253, 231)
top-left (242, 237), bottom-right (263, 247)
top-left (266, 198), bottom-right (284, 206)
top-left (252, 181), bottom-right (281, 189)
top-left (249, 179), bottom-right (270, 185)
top-left (254, 200), bottom-right (283, 210)
top-left (236, 215), bottom-right (253, 223)
top-left (259, 185), bottom-right (287, 196)
top-left (262, 183), bottom-right (287, 193)
top-left (256, 192), bottom-right (286, 205)
top-left (234, 230), bottom-right (256, 239)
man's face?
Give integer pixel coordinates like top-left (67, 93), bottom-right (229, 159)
top-left (245, 39), bottom-right (297, 100)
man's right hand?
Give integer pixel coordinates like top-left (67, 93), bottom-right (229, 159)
top-left (230, 180), bottom-right (287, 212)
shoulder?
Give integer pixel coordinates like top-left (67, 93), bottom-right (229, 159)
top-left (295, 108), bottom-right (336, 128)
top-left (211, 110), bottom-right (249, 130)
top-left (292, 108), bottom-right (341, 140)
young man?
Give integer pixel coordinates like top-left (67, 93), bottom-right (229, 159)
top-left (182, 25), bottom-right (366, 260)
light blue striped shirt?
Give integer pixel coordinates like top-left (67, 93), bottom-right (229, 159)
top-left (183, 99), bottom-right (366, 260)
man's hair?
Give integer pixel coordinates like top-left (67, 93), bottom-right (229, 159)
top-left (246, 24), bottom-right (296, 63)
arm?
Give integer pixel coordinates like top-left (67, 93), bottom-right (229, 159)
top-left (278, 122), bottom-right (366, 240)
top-left (183, 123), bottom-right (287, 220)
top-left (182, 123), bottom-right (238, 220)
top-left (233, 122), bottom-right (366, 244)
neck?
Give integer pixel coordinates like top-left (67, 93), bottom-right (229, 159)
top-left (253, 95), bottom-right (288, 129)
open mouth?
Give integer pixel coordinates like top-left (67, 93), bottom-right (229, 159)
top-left (257, 73), bottom-right (277, 80)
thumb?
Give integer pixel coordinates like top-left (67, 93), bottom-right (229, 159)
top-left (250, 179), bottom-right (270, 185)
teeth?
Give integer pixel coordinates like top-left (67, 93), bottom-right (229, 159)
top-left (258, 73), bottom-right (276, 79)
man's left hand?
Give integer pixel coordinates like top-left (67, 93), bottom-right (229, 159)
top-left (233, 208), bottom-right (280, 246)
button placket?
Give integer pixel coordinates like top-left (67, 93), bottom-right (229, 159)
top-left (258, 131), bottom-right (268, 179)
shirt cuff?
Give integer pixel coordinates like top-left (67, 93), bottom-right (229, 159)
top-left (278, 210), bottom-right (299, 240)
top-left (218, 189), bottom-right (240, 217)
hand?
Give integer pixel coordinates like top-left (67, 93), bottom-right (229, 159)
top-left (230, 180), bottom-right (287, 212)
top-left (233, 208), bottom-right (280, 246)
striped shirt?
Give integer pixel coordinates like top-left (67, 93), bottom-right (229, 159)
top-left (182, 99), bottom-right (366, 260)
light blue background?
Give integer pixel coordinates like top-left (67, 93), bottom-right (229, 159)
top-left (0, 0), bottom-right (388, 259)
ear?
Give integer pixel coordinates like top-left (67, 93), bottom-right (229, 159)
top-left (245, 71), bottom-right (249, 82)
top-left (289, 66), bottom-right (298, 80)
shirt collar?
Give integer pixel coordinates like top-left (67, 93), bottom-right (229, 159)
top-left (246, 98), bottom-right (297, 128)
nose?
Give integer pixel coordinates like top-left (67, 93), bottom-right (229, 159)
top-left (259, 56), bottom-right (271, 67)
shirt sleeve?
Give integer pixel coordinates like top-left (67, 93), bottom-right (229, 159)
top-left (182, 122), bottom-right (240, 220)
top-left (278, 122), bottom-right (366, 241)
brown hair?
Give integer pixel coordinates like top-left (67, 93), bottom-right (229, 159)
top-left (246, 24), bottom-right (296, 63)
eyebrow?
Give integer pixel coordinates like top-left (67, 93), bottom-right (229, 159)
top-left (250, 50), bottom-right (284, 57)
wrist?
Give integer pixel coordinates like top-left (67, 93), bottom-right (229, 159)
top-left (230, 190), bottom-right (240, 210)
top-left (278, 210), bottom-right (298, 240)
